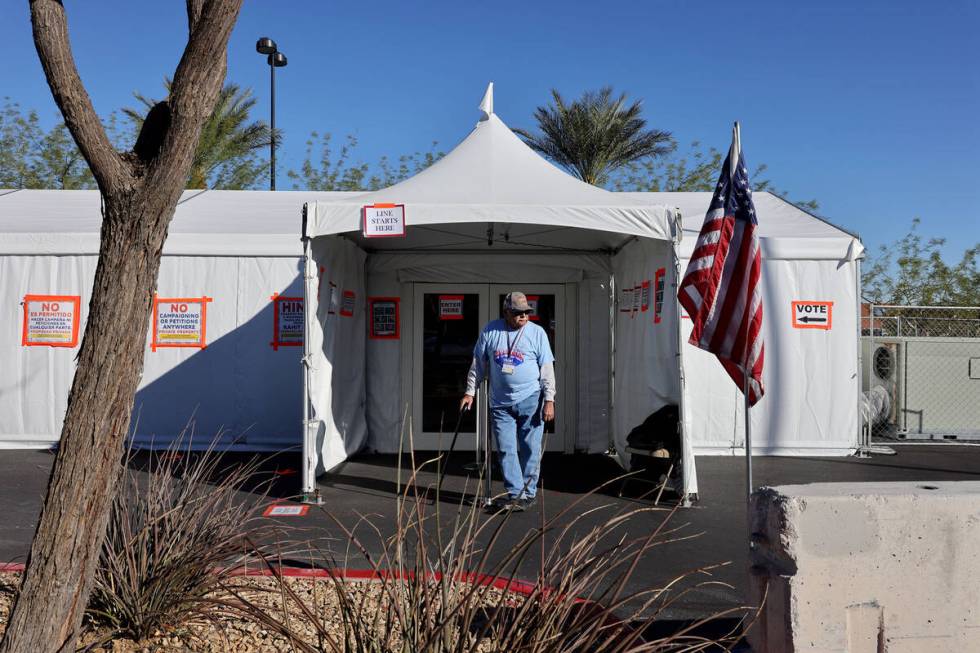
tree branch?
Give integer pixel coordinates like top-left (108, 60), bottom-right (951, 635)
top-left (149, 0), bottom-right (243, 191)
top-left (29, 0), bottom-right (126, 194)
top-left (186, 0), bottom-right (205, 34)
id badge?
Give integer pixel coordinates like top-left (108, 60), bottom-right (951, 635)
top-left (501, 363), bottom-right (516, 375)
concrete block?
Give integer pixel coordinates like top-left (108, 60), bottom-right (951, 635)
top-left (748, 481), bottom-right (980, 652)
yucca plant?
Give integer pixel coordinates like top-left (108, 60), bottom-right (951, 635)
top-left (84, 440), bottom-right (277, 643)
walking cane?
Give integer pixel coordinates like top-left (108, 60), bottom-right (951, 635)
top-left (435, 408), bottom-right (466, 499)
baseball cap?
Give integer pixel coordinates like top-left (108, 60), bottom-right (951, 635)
top-left (503, 292), bottom-right (532, 312)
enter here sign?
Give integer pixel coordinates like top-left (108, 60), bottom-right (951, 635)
top-left (792, 301), bottom-right (833, 330)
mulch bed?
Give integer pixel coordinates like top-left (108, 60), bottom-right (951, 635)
top-left (0, 570), bottom-right (518, 652)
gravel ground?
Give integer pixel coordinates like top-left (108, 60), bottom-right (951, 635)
top-left (0, 571), bottom-right (518, 652)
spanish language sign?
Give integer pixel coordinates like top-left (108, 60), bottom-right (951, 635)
top-left (22, 295), bottom-right (81, 347)
top-left (271, 295), bottom-right (304, 350)
top-left (152, 296), bottom-right (211, 351)
top-left (369, 297), bottom-right (399, 339)
top-left (362, 203), bottom-right (406, 238)
top-left (792, 300), bottom-right (833, 330)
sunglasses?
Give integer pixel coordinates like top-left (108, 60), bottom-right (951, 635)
top-left (510, 309), bottom-right (532, 316)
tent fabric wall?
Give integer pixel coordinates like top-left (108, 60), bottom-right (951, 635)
top-left (576, 276), bottom-right (612, 452)
top-left (1, 252), bottom-right (305, 449)
top-left (681, 257), bottom-right (860, 455)
top-left (610, 238), bottom-right (682, 457)
top-left (308, 236), bottom-right (368, 473)
top-left (0, 253), bottom-right (94, 447)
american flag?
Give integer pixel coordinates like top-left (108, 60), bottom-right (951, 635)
top-left (677, 124), bottom-right (765, 405)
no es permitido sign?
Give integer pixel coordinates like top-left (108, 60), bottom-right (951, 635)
top-left (152, 296), bottom-right (212, 351)
top-left (22, 294), bottom-right (81, 347)
top-left (362, 203), bottom-right (406, 238)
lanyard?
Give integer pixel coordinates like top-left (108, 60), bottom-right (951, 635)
top-left (506, 325), bottom-right (526, 358)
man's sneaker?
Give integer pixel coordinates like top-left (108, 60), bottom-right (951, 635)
top-left (488, 495), bottom-right (521, 513)
top-left (517, 495), bottom-right (536, 510)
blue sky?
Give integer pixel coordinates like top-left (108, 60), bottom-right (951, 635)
top-left (3, 1), bottom-right (978, 257)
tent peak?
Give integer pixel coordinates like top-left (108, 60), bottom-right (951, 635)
top-left (478, 82), bottom-right (494, 121)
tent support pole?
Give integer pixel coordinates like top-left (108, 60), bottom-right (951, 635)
top-left (607, 271), bottom-right (616, 455)
top-left (672, 212), bottom-right (696, 506)
top-left (301, 205), bottom-right (322, 504)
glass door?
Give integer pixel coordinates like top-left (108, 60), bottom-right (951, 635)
top-left (412, 284), bottom-right (489, 449)
top-left (411, 283), bottom-right (567, 451)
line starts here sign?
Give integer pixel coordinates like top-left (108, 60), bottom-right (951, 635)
top-left (792, 301), bottom-right (833, 330)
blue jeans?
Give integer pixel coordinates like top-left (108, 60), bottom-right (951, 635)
top-left (490, 391), bottom-right (543, 498)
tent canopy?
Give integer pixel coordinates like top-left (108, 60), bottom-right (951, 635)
top-left (0, 188), bottom-right (360, 256)
top-left (305, 89), bottom-right (676, 249)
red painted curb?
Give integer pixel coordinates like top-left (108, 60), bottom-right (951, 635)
top-left (0, 562), bottom-right (538, 596)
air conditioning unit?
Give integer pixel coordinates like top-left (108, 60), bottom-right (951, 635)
top-left (865, 340), bottom-right (903, 431)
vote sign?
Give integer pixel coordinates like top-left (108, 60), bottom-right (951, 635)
top-left (362, 203), bottom-right (406, 238)
top-left (792, 301), bottom-right (833, 330)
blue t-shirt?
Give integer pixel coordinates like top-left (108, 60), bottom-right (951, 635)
top-left (472, 319), bottom-right (555, 407)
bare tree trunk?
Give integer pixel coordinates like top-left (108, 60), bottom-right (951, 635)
top-left (0, 194), bottom-right (171, 652)
top-left (0, 2), bottom-right (243, 651)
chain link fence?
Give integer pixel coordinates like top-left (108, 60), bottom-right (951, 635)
top-left (861, 304), bottom-right (980, 442)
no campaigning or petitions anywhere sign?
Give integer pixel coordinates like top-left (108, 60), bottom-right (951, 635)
top-left (792, 301), bottom-right (833, 330)
top-left (22, 294), bottom-right (81, 347)
top-left (152, 296), bottom-right (212, 351)
top-left (362, 203), bottom-right (406, 238)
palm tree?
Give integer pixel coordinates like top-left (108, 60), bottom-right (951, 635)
top-left (124, 80), bottom-right (272, 189)
top-left (515, 87), bottom-right (672, 186)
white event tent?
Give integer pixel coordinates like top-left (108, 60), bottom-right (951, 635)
top-left (300, 85), bottom-right (864, 501)
top-left (0, 86), bottom-right (864, 504)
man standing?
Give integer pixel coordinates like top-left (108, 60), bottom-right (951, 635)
top-left (460, 292), bottom-right (556, 511)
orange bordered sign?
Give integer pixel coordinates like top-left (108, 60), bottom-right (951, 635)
top-left (22, 294), bottom-right (81, 347)
top-left (152, 295), bottom-right (212, 351)
top-left (270, 294), bottom-right (304, 350)
top-left (792, 301), bottom-right (833, 330)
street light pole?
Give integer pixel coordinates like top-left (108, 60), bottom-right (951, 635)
top-left (256, 37), bottom-right (287, 190)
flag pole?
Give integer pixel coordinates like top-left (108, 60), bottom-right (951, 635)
top-left (730, 120), bottom-right (754, 502)
top-left (744, 369), bottom-right (753, 500)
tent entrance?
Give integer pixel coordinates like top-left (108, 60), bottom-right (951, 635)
top-left (409, 282), bottom-right (568, 451)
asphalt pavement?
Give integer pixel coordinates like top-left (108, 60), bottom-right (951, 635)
top-left (3, 443), bottom-right (979, 640)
